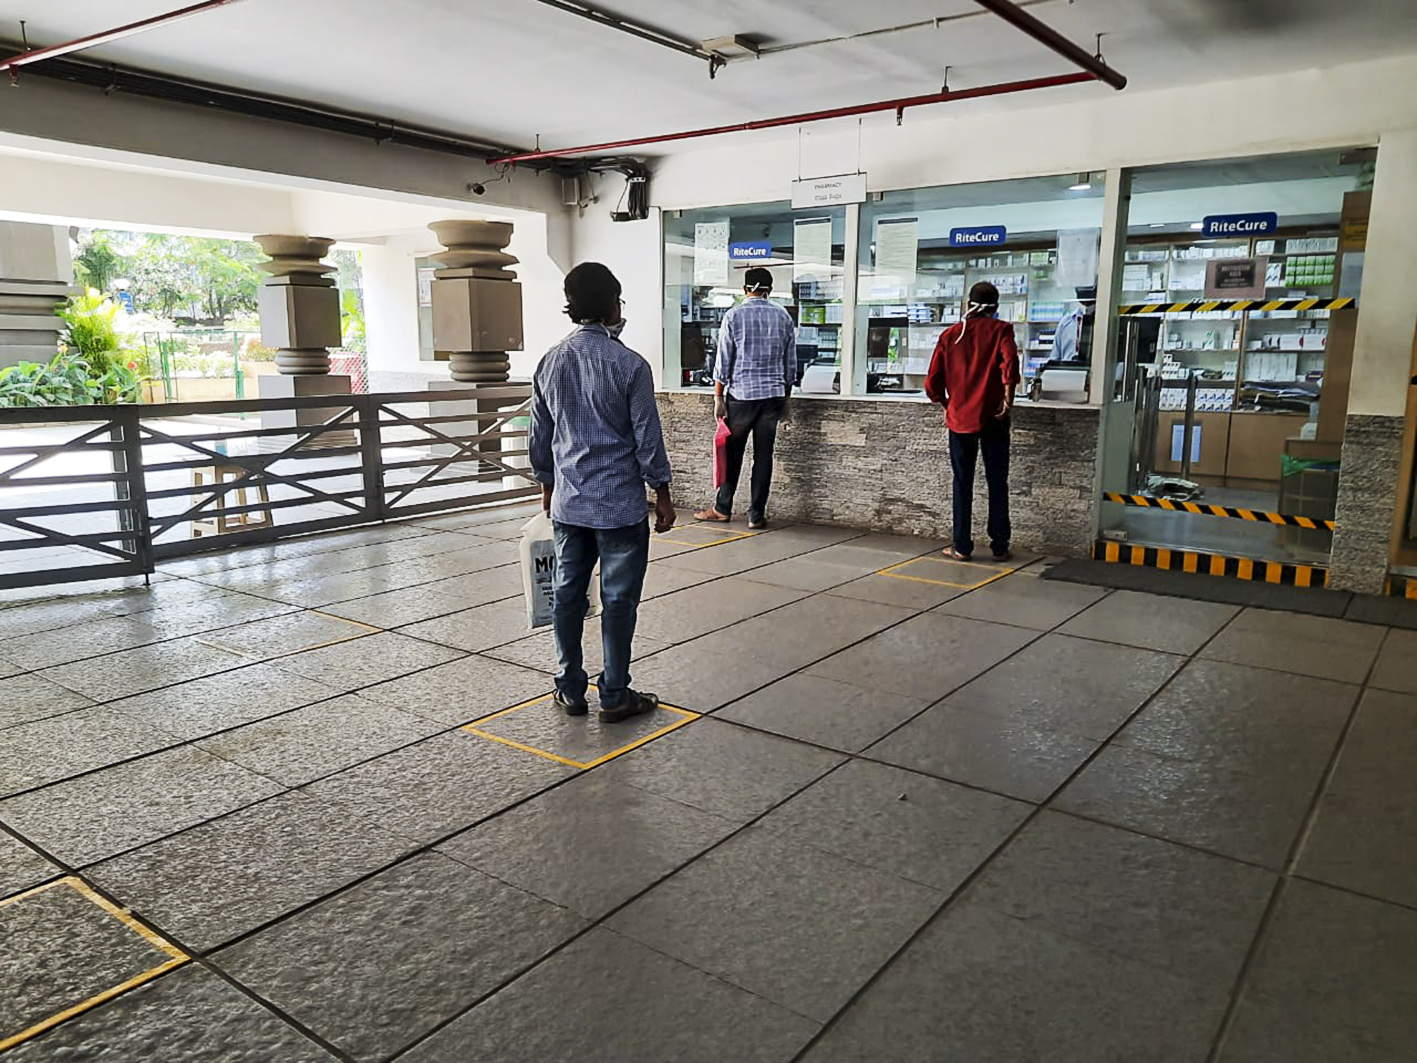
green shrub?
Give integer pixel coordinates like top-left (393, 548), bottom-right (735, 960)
top-left (57, 290), bottom-right (132, 377)
top-left (0, 353), bottom-right (141, 408)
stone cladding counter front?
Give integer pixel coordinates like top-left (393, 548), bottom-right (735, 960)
top-left (656, 393), bottom-right (1100, 558)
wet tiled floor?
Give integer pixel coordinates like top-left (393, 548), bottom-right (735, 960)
top-left (2, 503), bottom-right (1415, 1061)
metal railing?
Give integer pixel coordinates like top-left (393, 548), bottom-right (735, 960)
top-left (0, 386), bottom-right (535, 591)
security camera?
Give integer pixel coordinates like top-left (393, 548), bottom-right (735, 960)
top-left (468, 182), bottom-right (487, 196)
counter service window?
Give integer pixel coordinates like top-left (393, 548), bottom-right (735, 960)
top-left (854, 175), bottom-right (1108, 397)
top-left (663, 203), bottom-right (847, 393)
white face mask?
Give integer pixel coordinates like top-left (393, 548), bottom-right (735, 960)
top-left (608, 318), bottom-right (627, 338)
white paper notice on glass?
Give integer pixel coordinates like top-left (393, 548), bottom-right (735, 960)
top-left (693, 220), bottom-right (730, 287)
top-left (1170, 423), bottom-right (1203, 463)
top-left (875, 217), bottom-right (919, 296)
top-left (1055, 228), bottom-right (1100, 289)
top-left (417, 268), bottom-right (436, 307)
top-left (793, 218), bottom-right (833, 284)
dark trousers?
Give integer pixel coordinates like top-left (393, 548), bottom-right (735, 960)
top-left (948, 419), bottom-right (1011, 557)
top-left (715, 395), bottom-right (785, 521)
top-left (551, 519), bottom-right (650, 709)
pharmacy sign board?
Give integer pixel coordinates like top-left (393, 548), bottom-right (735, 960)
top-left (949, 226), bottom-right (1007, 247)
top-left (728, 241), bottom-right (773, 262)
top-left (791, 173), bottom-right (867, 209)
top-left (1201, 212), bottom-right (1278, 237)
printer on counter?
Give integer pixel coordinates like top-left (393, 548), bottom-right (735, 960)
top-left (1031, 359), bottom-right (1090, 402)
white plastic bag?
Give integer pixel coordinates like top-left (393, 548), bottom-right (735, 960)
top-left (519, 513), bottom-right (601, 629)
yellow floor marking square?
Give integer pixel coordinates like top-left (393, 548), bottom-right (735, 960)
top-left (875, 554), bottom-right (1022, 590)
top-left (462, 691), bottom-right (699, 769)
top-left (0, 876), bottom-right (189, 1052)
top-left (655, 522), bottom-right (757, 549)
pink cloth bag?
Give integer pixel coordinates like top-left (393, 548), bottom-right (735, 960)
top-left (712, 418), bottom-right (731, 489)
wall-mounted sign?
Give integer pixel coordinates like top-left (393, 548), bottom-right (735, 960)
top-left (949, 226), bottom-right (1007, 247)
top-left (728, 241), bottom-right (773, 262)
top-left (693, 220), bottom-right (730, 286)
top-left (1202, 212), bottom-right (1278, 237)
top-left (790, 173), bottom-right (867, 210)
top-left (1204, 256), bottom-right (1268, 300)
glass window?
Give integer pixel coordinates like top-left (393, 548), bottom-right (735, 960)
top-left (663, 203), bottom-right (847, 392)
top-left (1101, 148), bottom-right (1374, 565)
top-left (855, 174), bottom-right (1108, 397)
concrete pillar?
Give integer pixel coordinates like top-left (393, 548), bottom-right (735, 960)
top-left (1329, 131), bottom-right (1417, 594)
top-left (0, 222), bottom-right (78, 369)
top-left (254, 234), bottom-right (352, 442)
top-left (427, 220), bottom-right (523, 383)
top-left (253, 234), bottom-right (342, 374)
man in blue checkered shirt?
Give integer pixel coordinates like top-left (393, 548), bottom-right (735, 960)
top-left (530, 262), bottom-right (676, 724)
top-left (694, 267), bottom-right (796, 530)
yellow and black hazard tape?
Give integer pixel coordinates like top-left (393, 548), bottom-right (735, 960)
top-left (1103, 492), bottom-right (1335, 531)
top-left (1119, 297), bottom-right (1355, 316)
top-left (1385, 574), bottom-right (1417, 600)
top-left (1093, 540), bottom-right (1328, 588)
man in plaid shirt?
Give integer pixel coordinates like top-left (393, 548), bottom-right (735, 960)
top-left (694, 267), bottom-right (796, 530)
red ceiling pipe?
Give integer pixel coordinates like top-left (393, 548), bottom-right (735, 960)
top-left (0, 0), bottom-right (246, 74)
top-left (489, 71), bottom-right (1098, 164)
top-left (971, 0), bottom-right (1126, 91)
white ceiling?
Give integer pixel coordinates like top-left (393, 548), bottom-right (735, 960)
top-left (2, 0), bottom-right (1416, 152)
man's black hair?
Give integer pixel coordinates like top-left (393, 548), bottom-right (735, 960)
top-left (743, 267), bottom-right (773, 294)
top-left (564, 262), bottom-right (622, 323)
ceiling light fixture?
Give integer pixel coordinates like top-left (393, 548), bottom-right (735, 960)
top-left (1068, 172), bottom-right (1092, 191)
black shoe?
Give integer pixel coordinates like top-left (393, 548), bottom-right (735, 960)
top-left (991, 549), bottom-right (1013, 563)
top-left (747, 516), bottom-right (768, 530)
top-left (598, 689), bottom-right (659, 723)
top-left (554, 690), bottom-right (588, 717)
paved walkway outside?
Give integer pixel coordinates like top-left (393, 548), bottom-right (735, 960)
top-left (2, 503), bottom-right (1415, 1061)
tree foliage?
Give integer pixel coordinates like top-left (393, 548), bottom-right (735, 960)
top-left (70, 230), bottom-right (266, 322)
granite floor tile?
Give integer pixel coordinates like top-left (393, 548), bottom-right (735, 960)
top-left (0, 833), bottom-right (60, 899)
top-left (0, 707), bottom-right (178, 797)
top-left (5, 964), bottom-right (336, 1062)
top-left (104, 664), bottom-right (343, 741)
top-left (608, 825), bottom-right (941, 1022)
top-left (594, 719), bottom-right (844, 822)
top-left (0, 746), bottom-right (284, 865)
top-left (196, 610), bottom-right (376, 660)
top-left (38, 636), bottom-right (250, 702)
top-left (0, 673), bottom-right (96, 730)
top-left (268, 631), bottom-right (464, 690)
top-left (439, 772), bottom-right (737, 919)
top-left (717, 673), bottom-right (930, 752)
top-left (1054, 742), bottom-right (1325, 868)
top-left (824, 900), bottom-right (1226, 1063)
top-left (303, 731), bottom-right (574, 844)
top-left (968, 811), bottom-right (1274, 986)
top-left (759, 760), bottom-right (1031, 892)
top-left (640, 562), bottom-right (718, 600)
top-left (0, 878), bottom-right (181, 1048)
top-left (1369, 627), bottom-right (1417, 694)
top-left (1112, 659), bottom-right (1356, 775)
top-left (469, 694), bottom-right (694, 767)
top-left (1217, 879), bottom-right (1417, 1062)
top-left (1199, 608), bottom-right (1385, 684)
top-left (938, 572), bottom-right (1108, 629)
top-left (738, 555), bottom-right (877, 593)
top-left (88, 791), bottom-right (416, 950)
top-left (400, 928), bottom-right (819, 1063)
top-left (943, 633), bottom-right (1185, 741)
top-left (1298, 689), bottom-right (1417, 908)
top-left (357, 654), bottom-right (553, 726)
top-left (133, 591), bottom-right (300, 640)
top-left (196, 693), bottom-right (441, 786)
top-left (868, 702), bottom-right (1098, 802)
top-left (214, 852), bottom-right (587, 1062)
top-left (397, 598), bottom-right (529, 652)
top-left (632, 576), bottom-right (807, 644)
top-left (807, 613), bottom-right (1038, 701)
top-left (2, 615), bottom-right (166, 669)
top-left (320, 564), bottom-right (524, 626)
top-left (1058, 589), bottom-right (1238, 654)
top-left (826, 572), bottom-right (970, 610)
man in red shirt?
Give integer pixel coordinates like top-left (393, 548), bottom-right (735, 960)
top-left (924, 281), bottom-right (1021, 562)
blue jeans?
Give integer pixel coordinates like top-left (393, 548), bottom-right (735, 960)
top-left (948, 419), bottom-right (1011, 557)
top-left (551, 519), bottom-right (650, 708)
